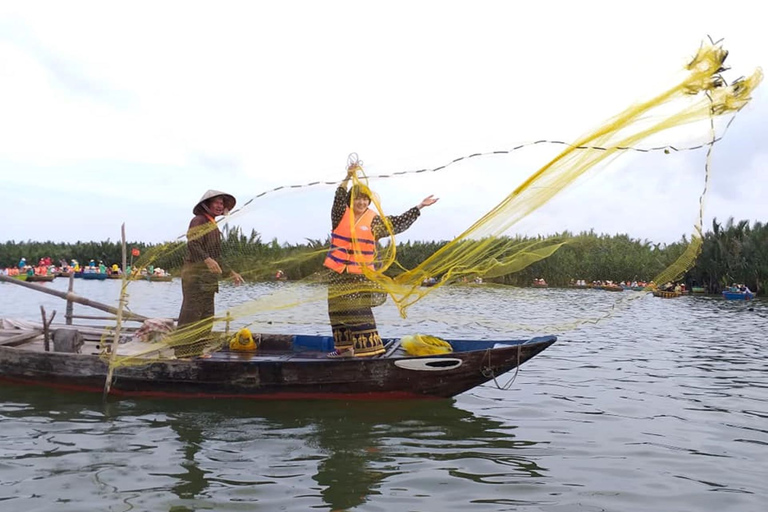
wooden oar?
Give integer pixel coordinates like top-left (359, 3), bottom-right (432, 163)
top-left (0, 273), bottom-right (149, 322)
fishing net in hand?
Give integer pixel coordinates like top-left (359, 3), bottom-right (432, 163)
top-left (104, 40), bottom-right (762, 367)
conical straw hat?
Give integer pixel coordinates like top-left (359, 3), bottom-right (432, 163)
top-left (193, 190), bottom-right (236, 215)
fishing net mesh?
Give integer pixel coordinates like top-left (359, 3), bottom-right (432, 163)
top-left (102, 40), bottom-right (762, 367)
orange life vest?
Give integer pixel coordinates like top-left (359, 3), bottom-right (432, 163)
top-left (324, 208), bottom-right (377, 274)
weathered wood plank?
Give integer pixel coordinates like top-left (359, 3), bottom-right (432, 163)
top-left (0, 330), bottom-right (43, 346)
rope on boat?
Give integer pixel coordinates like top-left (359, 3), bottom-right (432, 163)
top-left (481, 344), bottom-right (522, 391)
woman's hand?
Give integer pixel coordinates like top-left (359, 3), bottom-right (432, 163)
top-left (418, 195), bottom-right (439, 209)
top-left (341, 164), bottom-right (357, 188)
top-left (231, 271), bottom-right (244, 286)
top-left (204, 257), bottom-right (222, 274)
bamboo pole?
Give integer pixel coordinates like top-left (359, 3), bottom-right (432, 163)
top-left (65, 273), bottom-right (74, 325)
top-left (40, 306), bottom-right (56, 352)
top-left (104, 224), bottom-right (130, 397)
top-left (0, 273), bottom-right (149, 322)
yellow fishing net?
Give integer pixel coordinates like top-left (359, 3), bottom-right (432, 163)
top-left (104, 40), bottom-right (762, 366)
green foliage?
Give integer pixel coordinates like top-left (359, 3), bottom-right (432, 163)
top-left (2, 217), bottom-right (765, 295)
top-left (687, 218), bottom-right (768, 294)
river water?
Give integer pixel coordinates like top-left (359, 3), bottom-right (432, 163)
top-left (0, 278), bottom-right (765, 511)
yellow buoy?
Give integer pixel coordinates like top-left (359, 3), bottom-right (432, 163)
top-left (229, 328), bottom-right (258, 351)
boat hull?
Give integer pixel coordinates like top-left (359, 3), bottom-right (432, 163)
top-left (26, 275), bottom-right (55, 283)
top-left (81, 273), bottom-right (108, 280)
top-left (652, 290), bottom-right (681, 298)
top-left (0, 333), bottom-right (556, 400)
top-left (147, 275), bottom-right (173, 282)
top-left (722, 290), bottom-right (753, 300)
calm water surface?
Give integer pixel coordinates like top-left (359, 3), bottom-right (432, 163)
top-left (0, 279), bottom-right (766, 511)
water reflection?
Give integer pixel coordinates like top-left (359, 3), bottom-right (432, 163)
top-left (159, 399), bottom-right (546, 510)
top-left (0, 386), bottom-right (545, 510)
top-left (166, 419), bottom-right (209, 502)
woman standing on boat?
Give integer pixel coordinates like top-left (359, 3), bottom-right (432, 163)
top-left (324, 158), bottom-right (438, 358)
top-left (178, 190), bottom-right (244, 334)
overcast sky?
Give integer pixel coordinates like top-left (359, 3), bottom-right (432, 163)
top-left (1, 1), bottom-right (765, 247)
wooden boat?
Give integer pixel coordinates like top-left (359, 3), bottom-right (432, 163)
top-left (57, 271), bottom-right (73, 278)
top-left (722, 290), bottom-right (753, 300)
top-left (147, 274), bottom-right (173, 282)
top-left (652, 290), bottom-right (681, 298)
top-left (602, 285), bottom-right (623, 292)
top-left (26, 274), bottom-right (55, 283)
top-left (0, 274), bottom-right (555, 400)
top-left (0, 324), bottom-right (556, 400)
top-left (107, 273), bottom-right (122, 280)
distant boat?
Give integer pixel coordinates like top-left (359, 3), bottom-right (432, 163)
top-left (722, 289), bottom-right (753, 300)
top-left (652, 290), bottom-right (681, 298)
top-left (146, 274), bottom-right (173, 282)
top-left (26, 275), bottom-right (55, 283)
top-left (602, 284), bottom-right (623, 292)
top-left (81, 272), bottom-right (108, 281)
top-left (691, 286), bottom-right (706, 294)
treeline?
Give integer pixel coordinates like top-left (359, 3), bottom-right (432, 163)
top-left (2, 218), bottom-right (765, 295)
top-left (487, 218), bottom-right (766, 294)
